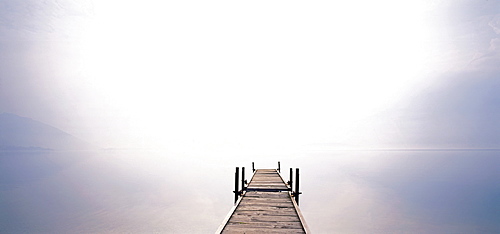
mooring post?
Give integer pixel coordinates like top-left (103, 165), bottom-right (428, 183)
top-left (234, 167), bottom-right (240, 204)
top-left (252, 162), bottom-right (255, 172)
top-left (295, 168), bottom-right (300, 205)
top-left (288, 168), bottom-right (293, 190)
top-left (278, 161), bottom-right (281, 173)
top-left (241, 167), bottom-right (246, 192)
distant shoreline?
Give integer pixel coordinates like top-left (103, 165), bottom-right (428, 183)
top-left (0, 146), bottom-right (53, 151)
top-left (365, 148), bottom-right (500, 151)
top-left (310, 148), bottom-right (500, 152)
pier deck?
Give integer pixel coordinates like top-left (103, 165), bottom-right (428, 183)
top-left (218, 169), bottom-right (308, 233)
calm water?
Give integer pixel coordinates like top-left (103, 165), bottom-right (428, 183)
top-left (1, 149), bottom-right (499, 233)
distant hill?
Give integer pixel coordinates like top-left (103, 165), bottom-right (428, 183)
top-left (0, 113), bottom-right (93, 151)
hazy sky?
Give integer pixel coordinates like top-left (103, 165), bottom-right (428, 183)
top-left (1, 0), bottom-right (499, 152)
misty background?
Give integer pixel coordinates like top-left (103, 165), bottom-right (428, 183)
top-left (1, 0), bottom-right (499, 233)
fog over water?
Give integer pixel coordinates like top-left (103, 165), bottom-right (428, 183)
top-left (1, 149), bottom-right (499, 233)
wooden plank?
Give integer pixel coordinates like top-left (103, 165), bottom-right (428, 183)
top-left (222, 227), bottom-right (305, 234)
top-left (249, 181), bottom-right (287, 184)
top-left (250, 180), bottom-right (284, 183)
top-left (232, 211), bottom-right (298, 217)
top-left (249, 183), bottom-right (287, 186)
top-left (236, 206), bottom-right (296, 212)
top-left (248, 186), bottom-right (288, 188)
top-left (249, 181), bottom-right (285, 184)
top-left (225, 221), bottom-right (303, 229)
top-left (241, 199), bottom-right (291, 204)
top-left (237, 205), bottom-right (295, 209)
top-left (241, 198), bottom-right (292, 203)
top-left (247, 185), bottom-right (289, 188)
top-left (229, 214), bottom-right (301, 222)
top-left (244, 191), bottom-right (290, 198)
top-left (251, 175), bottom-right (283, 180)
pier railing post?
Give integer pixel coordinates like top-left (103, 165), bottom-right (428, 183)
top-left (295, 168), bottom-right (300, 205)
top-left (288, 168), bottom-right (293, 191)
top-left (252, 162), bottom-right (255, 173)
top-left (278, 161), bottom-right (280, 173)
top-left (234, 167), bottom-right (240, 204)
top-left (241, 167), bottom-right (246, 192)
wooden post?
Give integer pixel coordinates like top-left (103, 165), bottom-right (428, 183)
top-left (295, 168), bottom-right (300, 205)
top-left (252, 162), bottom-right (255, 172)
top-left (234, 167), bottom-right (239, 204)
top-left (278, 161), bottom-right (281, 173)
top-left (241, 167), bottom-right (246, 192)
top-left (288, 168), bottom-right (293, 190)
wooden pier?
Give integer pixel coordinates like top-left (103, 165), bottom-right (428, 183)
top-left (217, 163), bottom-right (309, 233)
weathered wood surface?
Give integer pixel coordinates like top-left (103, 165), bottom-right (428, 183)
top-left (219, 169), bottom-right (306, 233)
top-left (246, 169), bottom-right (290, 191)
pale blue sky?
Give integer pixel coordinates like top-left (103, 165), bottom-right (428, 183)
top-left (0, 0), bottom-right (499, 152)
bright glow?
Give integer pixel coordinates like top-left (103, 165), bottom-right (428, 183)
top-left (77, 0), bottom-right (436, 152)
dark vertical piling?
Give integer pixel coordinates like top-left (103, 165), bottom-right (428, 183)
top-left (295, 168), bottom-right (300, 205)
top-left (288, 168), bottom-right (293, 190)
top-left (241, 167), bottom-right (246, 192)
top-left (234, 167), bottom-right (240, 204)
top-left (278, 161), bottom-right (281, 173)
top-left (252, 162), bottom-right (255, 172)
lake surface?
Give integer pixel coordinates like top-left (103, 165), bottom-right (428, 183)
top-left (1, 149), bottom-right (499, 233)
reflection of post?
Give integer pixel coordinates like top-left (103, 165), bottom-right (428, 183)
top-left (241, 167), bottom-right (246, 192)
top-left (288, 168), bottom-right (293, 191)
top-left (234, 167), bottom-right (239, 204)
top-left (278, 161), bottom-right (281, 173)
top-left (295, 168), bottom-right (300, 205)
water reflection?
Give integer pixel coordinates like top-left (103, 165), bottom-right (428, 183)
top-left (0, 150), bottom-right (498, 233)
top-left (297, 150), bottom-right (500, 233)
